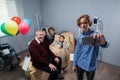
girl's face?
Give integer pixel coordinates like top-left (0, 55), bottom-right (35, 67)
top-left (59, 37), bottom-right (64, 42)
top-left (79, 17), bottom-right (90, 32)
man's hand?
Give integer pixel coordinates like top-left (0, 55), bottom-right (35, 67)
top-left (54, 57), bottom-right (60, 64)
top-left (49, 63), bottom-right (57, 71)
top-left (91, 33), bottom-right (106, 45)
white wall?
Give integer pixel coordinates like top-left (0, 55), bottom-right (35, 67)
top-left (40, 0), bottom-right (120, 66)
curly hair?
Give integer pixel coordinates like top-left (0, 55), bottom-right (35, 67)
top-left (48, 27), bottom-right (55, 33)
top-left (77, 14), bottom-right (92, 27)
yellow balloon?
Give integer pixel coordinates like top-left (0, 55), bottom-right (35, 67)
top-left (5, 20), bottom-right (18, 35)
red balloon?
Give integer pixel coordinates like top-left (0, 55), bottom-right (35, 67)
top-left (11, 16), bottom-right (21, 25)
top-left (18, 22), bottom-right (30, 35)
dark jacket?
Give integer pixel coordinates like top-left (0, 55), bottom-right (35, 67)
top-left (29, 39), bottom-right (56, 66)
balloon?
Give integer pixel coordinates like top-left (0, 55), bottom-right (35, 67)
top-left (18, 22), bottom-right (30, 35)
top-left (22, 19), bottom-right (32, 27)
top-left (16, 31), bottom-right (19, 35)
top-left (5, 20), bottom-right (18, 35)
top-left (11, 16), bottom-right (21, 25)
top-left (0, 23), bottom-right (13, 36)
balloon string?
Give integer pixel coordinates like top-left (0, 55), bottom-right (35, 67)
top-left (21, 36), bottom-right (24, 50)
top-left (14, 35), bottom-right (23, 51)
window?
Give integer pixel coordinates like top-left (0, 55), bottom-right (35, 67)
top-left (0, 0), bottom-right (17, 37)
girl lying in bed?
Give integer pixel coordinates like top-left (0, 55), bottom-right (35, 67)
top-left (51, 35), bottom-right (66, 48)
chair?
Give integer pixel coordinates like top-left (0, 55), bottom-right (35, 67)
top-left (49, 31), bottom-right (75, 68)
top-left (27, 60), bottom-right (43, 80)
top-left (20, 56), bottom-right (43, 80)
top-left (0, 43), bottom-right (20, 70)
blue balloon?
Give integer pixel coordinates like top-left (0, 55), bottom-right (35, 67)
top-left (22, 19), bottom-right (32, 27)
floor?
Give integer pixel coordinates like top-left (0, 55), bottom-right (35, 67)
top-left (0, 49), bottom-right (120, 80)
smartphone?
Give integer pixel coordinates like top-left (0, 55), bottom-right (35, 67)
top-left (82, 36), bottom-right (100, 45)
